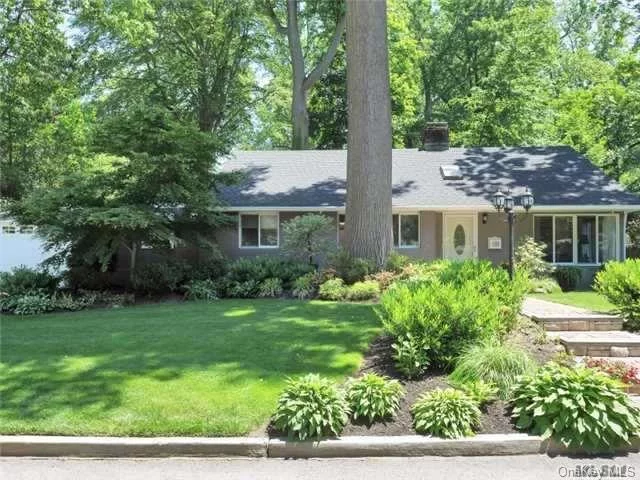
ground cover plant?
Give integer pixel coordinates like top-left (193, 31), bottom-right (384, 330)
top-left (0, 300), bottom-right (379, 436)
top-left (291, 272), bottom-right (320, 300)
top-left (510, 364), bottom-right (640, 452)
top-left (183, 279), bottom-right (218, 301)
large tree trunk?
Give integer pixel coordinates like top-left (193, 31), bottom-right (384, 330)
top-left (291, 70), bottom-right (309, 149)
top-left (421, 64), bottom-right (433, 121)
top-left (345, 0), bottom-right (393, 268)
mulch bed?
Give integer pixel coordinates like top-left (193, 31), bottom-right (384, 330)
top-left (262, 316), bottom-right (562, 438)
top-left (340, 317), bottom-right (563, 437)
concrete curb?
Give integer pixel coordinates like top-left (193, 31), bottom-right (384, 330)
top-left (0, 436), bottom-right (268, 458)
top-left (2, 434), bottom-right (638, 458)
top-left (268, 434), bottom-right (546, 458)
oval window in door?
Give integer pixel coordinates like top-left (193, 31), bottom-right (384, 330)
top-left (454, 224), bottom-right (466, 255)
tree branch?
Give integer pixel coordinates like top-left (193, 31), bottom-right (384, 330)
top-left (303, 13), bottom-right (346, 91)
top-left (262, 0), bottom-right (287, 36)
top-left (286, 0), bottom-right (305, 84)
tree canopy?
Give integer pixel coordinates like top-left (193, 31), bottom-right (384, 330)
top-left (2, 0), bottom-right (639, 266)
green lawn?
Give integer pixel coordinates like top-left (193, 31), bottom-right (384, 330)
top-left (0, 299), bottom-right (379, 436)
top-left (530, 291), bottom-right (616, 313)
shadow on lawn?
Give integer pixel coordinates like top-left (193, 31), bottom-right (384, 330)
top-left (0, 300), bottom-right (379, 421)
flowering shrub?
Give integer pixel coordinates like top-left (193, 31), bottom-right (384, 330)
top-left (584, 357), bottom-right (639, 385)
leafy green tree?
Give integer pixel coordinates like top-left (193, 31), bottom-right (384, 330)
top-left (306, 0), bottom-right (421, 149)
top-left (11, 109), bottom-right (232, 281)
top-left (0, 0), bottom-right (88, 198)
top-left (282, 214), bottom-right (336, 265)
top-left (260, 0), bottom-right (346, 149)
top-left (78, 0), bottom-right (257, 141)
top-left (308, 46), bottom-right (348, 149)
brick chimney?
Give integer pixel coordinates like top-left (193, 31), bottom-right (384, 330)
top-left (420, 122), bottom-right (449, 151)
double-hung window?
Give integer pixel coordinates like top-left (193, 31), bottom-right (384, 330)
top-left (392, 214), bottom-right (420, 248)
top-left (239, 213), bottom-right (279, 248)
top-left (533, 214), bottom-right (618, 264)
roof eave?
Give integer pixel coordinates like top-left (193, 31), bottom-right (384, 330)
top-left (218, 204), bottom-right (640, 213)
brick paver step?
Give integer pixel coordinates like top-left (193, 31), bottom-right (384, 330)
top-left (551, 331), bottom-right (640, 357)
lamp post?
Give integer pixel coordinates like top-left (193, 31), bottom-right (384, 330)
top-left (492, 188), bottom-right (534, 280)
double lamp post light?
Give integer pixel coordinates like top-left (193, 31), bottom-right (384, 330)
top-left (492, 187), bottom-right (535, 280)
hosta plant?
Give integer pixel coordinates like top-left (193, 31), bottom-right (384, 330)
top-left (272, 374), bottom-right (349, 440)
top-left (346, 373), bottom-right (404, 423)
top-left (510, 364), bottom-right (640, 452)
top-left (13, 293), bottom-right (54, 315)
top-left (411, 388), bottom-right (481, 438)
top-left (454, 380), bottom-right (498, 407)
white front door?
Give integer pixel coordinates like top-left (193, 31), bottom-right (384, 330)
top-left (443, 214), bottom-right (476, 260)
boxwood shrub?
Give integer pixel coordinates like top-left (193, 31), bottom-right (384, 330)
top-left (346, 280), bottom-right (380, 301)
top-left (225, 257), bottom-right (314, 289)
top-left (318, 278), bottom-right (348, 301)
top-left (511, 364), bottom-right (640, 452)
top-left (554, 266), bottom-right (582, 292)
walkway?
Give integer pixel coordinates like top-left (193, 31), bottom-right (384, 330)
top-left (522, 296), bottom-right (640, 357)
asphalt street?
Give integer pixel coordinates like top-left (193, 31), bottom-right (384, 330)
top-left (2, 454), bottom-right (639, 480)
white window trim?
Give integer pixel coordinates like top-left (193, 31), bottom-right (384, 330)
top-left (393, 213), bottom-right (421, 249)
top-left (533, 214), bottom-right (619, 265)
top-left (238, 212), bottom-right (280, 249)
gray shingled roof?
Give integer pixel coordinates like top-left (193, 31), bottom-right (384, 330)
top-left (218, 147), bottom-right (640, 208)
